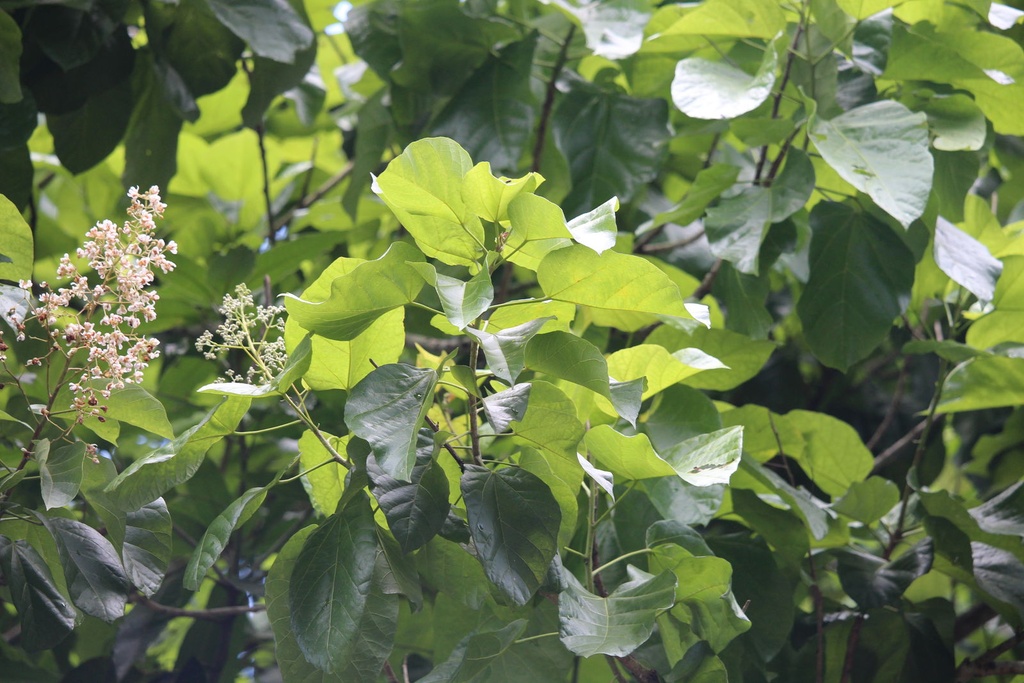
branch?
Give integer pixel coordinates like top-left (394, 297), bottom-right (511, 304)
top-left (271, 160), bottom-right (356, 233)
top-left (131, 594), bottom-right (265, 621)
top-left (869, 419), bottom-right (927, 475)
top-left (866, 358), bottom-right (909, 452)
top-left (690, 258), bottom-right (723, 301)
top-left (531, 25), bottom-right (576, 174)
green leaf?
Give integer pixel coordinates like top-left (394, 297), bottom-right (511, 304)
top-left (832, 477), bottom-right (900, 524)
top-left (0, 12), bottom-right (21, 103)
top-left (48, 80), bottom-right (133, 174)
top-left (0, 537), bottom-right (77, 652)
top-left (431, 36), bottom-right (537, 176)
top-left (283, 242), bottom-right (425, 341)
top-left (781, 410), bottom-right (874, 499)
top-left (346, 363), bottom-right (438, 482)
top-left (41, 517), bottom-right (129, 623)
top-left (366, 430), bottom-right (450, 553)
top-left (934, 217), bottom-right (1003, 302)
top-left (511, 381), bottom-right (586, 463)
top-left (419, 620), bottom-right (528, 683)
top-left (98, 384), bottom-right (174, 440)
top-left (671, 43), bottom-right (777, 120)
top-left (645, 385), bottom-right (722, 450)
top-left (0, 193), bottom-right (32, 281)
top-left (902, 339), bottom-right (990, 364)
top-left (567, 197), bottom-right (619, 255)
top-left (649, 547), bottom-right (751, 652)
top-left (39, 441), bottom-right (84, 510)
top-left (572, 0), bottom-right (653, 59)
top-left (837, 540), bottom-right (933, 609)
top-left (105, 396), bottom-right (251, 512)
top-left (704, 150), bottom-right (814, 275)
top-left (645, 164), bottom-right (739, 233)
top-left (736, 456), bottom-right (830, 540)
top-left (797, 203), bottom-right (914, 370)
top-left (971, 482), bottom-right (1024, 536)
top-left (463, 163), bottom-right (543, 223)
top-left (937, 356), bottom-right (1024, 413)
top-left (298, 430), bottom-right (347, 517)
top-left (203, 0), bottom-right (314, 63)
top-left (372, 138), bottom-right (485, 266)
top-left (586, 427), bottom-right (675, 480)
top-left (289, 492), bottom-right (381, 673)
top-left (650, 0), bottom-right (785, 41)
top-left (660, 427), bottom-right (744, 487)
top-left (553, 82), bottom-right (670, 216)
top-left (183, 485), bottom-right (270, 590)
top-left (122, 498), bottom-right (172, 598)
top-left (538, 245), bottom-right (694, 321)
top-left (482, 383), bottom-right (532, 433)
top-left (504, 193), bottom-right (573, 270)
top-left (123, 55), bottom-right (183, 192)
top-left (925, 94), bottom-right (987, 152)
top-left (467, 317), bottom-right (549, 386)
top-left (646, 325), bottom-right (775, 392)
top-left (811, 101), bottom-right (933, 227)
top-left (410, 263), bottom-right (494, 331)
top-left (344, 90), bottom-right (393, 220)
top-left (461, 464), bottom-right (561, 605)
top-left (558, 566), bottom-right (676, 657)
top-left (967, 256), bottom-right (1024, 350)
top-left (605, 344), bottom-right (725, 401)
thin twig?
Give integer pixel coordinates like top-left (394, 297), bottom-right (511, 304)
top-left (531, 25), bottom-right (576, 174)
top-left (424, 414), bottom-right (466, 472)
top-left (639, 229), bottom-right (706, 254)
top-left (870, 420), bottom-right (927, 475)
top-left (754, 20), bottom-right (806, 181)
top-left (691, 258), bottom-right (723, 301)
top-left (271, 160), bottom-right (356, 233)
top-left (467, 342), bottom-right (483, 465)
top-left (132, 594), bottom-right (265, 621)
top-left (383, 661), bottom-right (400, 683)
top-left (808, 554), bottom-right (826, 683)
top-left (839, 615), bottom-right (864, 683)
top-left (866, 359), bottom-right (909, 452)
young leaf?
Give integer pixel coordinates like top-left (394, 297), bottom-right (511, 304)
top-left (467, 317), bottom-right (550, 386)
top-left (283, 242), bottom-right (425, 341)
top-left (41, 517), bottom-right (129, 623)
top-left (409, 262), bottom-right (493, 330)
top-left (567, 196), bottom-right (619, 255)
top-left (39, 441), bottom-right (84, 510)
top-left (934, 217), bottom-right (1003, 302)
top-left (298, 430), bottom-right (347, 517)
top-left (482, 383), bottom-right (532, 433)
top-left (122, 498), bottom-right (172, 598)
top-left (289, 493), bottom-right (381, 673)
top-left (462, 162), bottom-right (543, 223)
top-left (372, 137), bottom-right (485, 266)
top-left (0, 537), bottom-right (77, 652)
top-left (183, 485), bottom-right (270, 590)
top-left (797, 202), bottom-right (914, 370)
top-left (461, 464), bottom-right (561, 605)
top-left (672, 43), bottom-right (777, 120)
top-left (558, 566), bottom-right (677, 657)
top-left (345, 363), bottom-right (438, 482)
top-left (105, 396), bottom-right (251, 512)
top-left (811, 100), bottom-right (933, 227)
top-left (504, 193), bottom-right (573, 270)
top-left (366, 430), bottom-right (450, 554)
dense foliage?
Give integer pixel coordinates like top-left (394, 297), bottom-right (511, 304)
top-left (2, 0), bottom-right (1024, 681)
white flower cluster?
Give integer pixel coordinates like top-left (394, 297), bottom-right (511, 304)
top-left (195, 283), bottom-right (287, 385)
top-left (10, 186), bottom-right (176, 418)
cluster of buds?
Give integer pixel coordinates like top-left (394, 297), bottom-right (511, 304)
top-left (12, 186), bottom-right (176, 419)
top-left (195, 283), bottom-right (288, 385)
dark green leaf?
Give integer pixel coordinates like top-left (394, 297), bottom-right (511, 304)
top-left (431, 36), bottom-right (537, 176)
top-left (797, 202), bottom-right (914, 370)
top-left (366, 430), bottom-right (450, 553)
top-left (0, 537), bottom-right (77, 652)
top-left (970, 482), bottom-right (1024, 536)
top-left (345, 363), bottom-right (438, 481)
top-left (713, 264), bottom-right (772, 339)
top-left (123, 55), bottom-right (183, 192)
top-left (343, 90), bottom-right (393, 220)
top-left (48, 80), bottom-right (132, 174)
top-left (558, 567), bottom-right (676, 657)
top-left (461, 464), bottom-right (561, 605)
top-left (39, 441), bottom-right (84, 510)
top-left (972, 542), bottom-right (1024, 618)
top-left (123, 498), bottom-right (172, 598)
top-left (553, 81), bottom-right (670, 216)
top-left (832, 477), bottom-right (901, 524)
top-left (837, 540), bottom-right (933, 609)
top-left (289, 493), bottom-right (381, 673)
top-left (0, 12), bottom-right (21, 103)
top-left (41, 517), bottom-right (129, 623)
top-left (203, 0), bottom-right (314, 63)
top-left (645, 164), bottom-right (739, 232)
top-left (183, 485), bottom-right (270, 590)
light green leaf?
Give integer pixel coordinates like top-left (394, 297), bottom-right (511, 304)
top-left (298, 430), bottom-right (347, 517)
top-left (274, 332), bottom-right (313, 392)
top-left (811, 101), bottom-right (933, 227)
top-left (558, 566), bottom-right (677, 657)
top-left (183, 485), bottom-right (270, 590)
top-left (410, 263), bottom-right (493, 330)
top-left (538, 245), bottom-right (693, 320)
top-left (967, 256), bottom-right (1024, 349)
top-left (504, 193), bottom-right (573, 271)
top-left (511, 381), bottom-right (586, 463)
top-left (122, 498), bottom-right (172, 598)
top-left (836, 0), bottom-right (896, 18)
top-left (345, 363), bottom-right (438, 481)
top-left (646, 325), bottom-right (775, 392)
top-left (482, 383), bottom-right (532, 433)
top-left (660, 427), bottom-right (744, 487)
top-left (521, 448), bottom-right (584, 550)
top-left (573, 0), bottom-right (653, 59)
top-left (290, 493), bottom-right (382, 673)
top-left (467, 317), bottom-right (550, 386)
top-left (462, 162), bottom-right (543, 223)
top-left (39, 442), bottom-right (84, 510)
top-left (937, 356), bottom-right (1024, 413)
top-left (0, 537), bottom-right (77, 652)
top-left (283, 242), bottom-right (424, 341)
top-left (925, 94), bottom-right (987, 152)
top-left (372, 138), bottom-right (485, 266)
top-left (203, 0), bottom-right (314, 63)
top-left (779, 410), bottom-right (874, 499)
top-left (797, 202), bottom-right (914, 370)
top-left (671, 43), bottom-right (777, 120)
top-left (586, 427), bottom-right (675, 480)
top-left (652, 0), bottom-right (785, 40)
top-left (105, 396), bottom-right (251, 512)
top-left (934, 217), bottom-right (1003, 302)
top-left (196, 382), bottom-right (279, 398)
top-left (0, 194), bottom-right (32, 281)
top-left (41, 517), bottom-right (129, 623)
top-left (567, 197), bottom-right (619, 255)
top-left (605, 345), bottom-right (725, 401)
top-left (645, 164), bottom-right (740, 233)
top-left (461, 464), bottom-right (561, 605)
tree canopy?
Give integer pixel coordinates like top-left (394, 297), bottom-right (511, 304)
top-left (2, 0), bottom-right (1024, 682)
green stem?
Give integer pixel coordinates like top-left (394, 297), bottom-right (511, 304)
top-left (592, 548), bottom-right (654, 577)
top-left (514, 632), bottom-right (560, 645)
